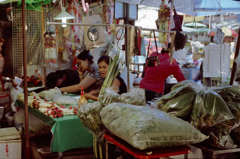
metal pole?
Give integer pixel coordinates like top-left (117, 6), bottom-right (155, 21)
top-left (125, 3), bottom-right (130, 90)
top-left (137, 27), bottom-right (198, 35)
top-left (230, 27), bottom-right (240, 85)
top-left (22, 0), bottom-right (30, 158)
top-left (46, 22), bottom-right (198, 36)
top-left (46, 22), bottom-right (130, 27)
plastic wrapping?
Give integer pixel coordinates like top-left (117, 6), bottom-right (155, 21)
top-left (38, 87), bottom-right (62, 101)
top-left (100, 103), bottom-right (208, 150)
top-left (53, 94), bottom-right (78, 105)
top-left (171, 80), bottom-right (204, 94)
top-left (98, 87), bottom-right (120, 107)
top-left (200, 101), bottom-right (240, 149)
top-left (225, 101), bottom-right (240, 143)
top-left (156, 85), bottom-right (194, 107)
top-left (190, 90), bottom-right (234, 130)
top-left (157, 91), bottom-right (196, 121)
top-left (77, 102), bottom-right (105, 139)
top-left (119, 88), bottom-right (145, 106)
top-left (213, 85), bottom-right (240, 103)
top-left (202, 123), bottom-right (237, 149)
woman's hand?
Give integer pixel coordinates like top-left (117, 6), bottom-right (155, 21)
top-left (78, 68), bottom-right (84, 77)
top-left (89, 90), bottom-right (100, 96)
top-left (84, 93), bottom-right (94, 100)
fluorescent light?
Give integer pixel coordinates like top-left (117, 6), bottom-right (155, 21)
top-left (53, 7), bottom-right (75, 27)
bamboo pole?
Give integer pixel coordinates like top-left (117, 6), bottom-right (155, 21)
top-left (230, 27), bottom-right (240, 85)
top-left (41, 6), bottom-right (47, 90)
top-left (22, 0), bottom-right (30, 158)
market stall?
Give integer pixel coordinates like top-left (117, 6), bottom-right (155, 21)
top-left (15, 100), bottom-right (93, 153)
top-left (2, 0), bottom-right (240, 158)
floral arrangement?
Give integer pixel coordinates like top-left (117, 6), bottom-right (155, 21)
top-left (22, 75), bottom-right (43, 87)
top-left (45, 106), bottom-right (64, 118)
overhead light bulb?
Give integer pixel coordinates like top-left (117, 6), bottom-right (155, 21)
top-left (53, 7), bottom-right (75, 27)
top-left (62, 18), bottom-right (67, 27)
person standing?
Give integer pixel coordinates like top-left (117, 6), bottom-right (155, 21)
top-left (140, 50), bottom-right (186, 101)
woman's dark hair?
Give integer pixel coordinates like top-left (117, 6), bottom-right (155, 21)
top-left (0, 38), bottom-right (5, 56)
top-left (98, 55), bottom-right (113, 65)
top-left (46, 70), bottom-right (64, 89)
top-left (77, 50), bottom-right (94, 64)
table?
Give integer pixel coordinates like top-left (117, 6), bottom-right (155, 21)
top-left (193, 143), bottom-right (240, 159)
top-left (104, 133), bottom-right (191, 159)
top-left (15, 100), bottom-right (93, 153)
top-left (181, 67), bottom-right (200, 81)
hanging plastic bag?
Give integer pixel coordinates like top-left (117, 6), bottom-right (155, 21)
top-left (119, 88), bottom-right (146, 106)
top-left (77, 101), bottom-right (105, 139)
top-left (98, 86), bottom-right (120, 107)
top-left (84, 15), bottom-right (106, 50)
top-left (190, 90), bottom-right (234, 130)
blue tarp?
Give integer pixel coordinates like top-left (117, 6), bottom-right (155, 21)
top-left (174, 0), bottom-right (240, 16)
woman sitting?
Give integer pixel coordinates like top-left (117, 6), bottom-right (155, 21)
top-left (84, 55), bottom-right (127, 101)
top-left (59, 50), bottom-right (103, 93)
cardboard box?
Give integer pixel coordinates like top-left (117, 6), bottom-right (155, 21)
top-left (0, 127), bottom-right (21, 159)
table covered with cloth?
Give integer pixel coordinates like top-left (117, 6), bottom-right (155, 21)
top-left (15, 100), bottom-right (93, 153)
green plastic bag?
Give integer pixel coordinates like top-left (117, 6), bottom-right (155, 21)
top-left (157, 91), bottom-right (196, 121)
top-left (202, 122), bottom-right (237, 149)
top-left (213, 85), bottom-right (240, 102)
top-left (156, 85), bottom-right (193, 107)
top-left (171, 80), bottom-right (204, 94)
top-left (226, 101), bottom-right (240, 143)
top-left (190, 90), bottom-right (234, 130)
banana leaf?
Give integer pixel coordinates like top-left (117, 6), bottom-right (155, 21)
top-left (190, 90), bottom-right (234, 130)
top-left (213, 85), bottom-right (240, 102)
top-left (155, 85), bottom-right (193, 107)
top-left (157, 91), bottom-right (196, 121)
top-left (171, 80), bottom-right (204, 94)
top-left (226, 101), bottom-right (240, 143)
top-left (202, 122), bottom-right (237, 149)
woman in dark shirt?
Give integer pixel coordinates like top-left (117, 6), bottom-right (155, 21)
top-left (46, 69), bottom-right (80, 89)
top-left (84, 55), bottom-right (127, 100)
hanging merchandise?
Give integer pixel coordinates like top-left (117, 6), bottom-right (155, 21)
top-left (43, 25), bottom-right (58, 68)
top-left (102, 0), bottom-right (114, 25)
top-left (213, 28), bottom-right (225, 44)
top-left (59, 46), bottom-right (70, 62)
top-left (84, 14), bottom-right (106, 50)
top-left (203, 44), bottom-right (231, 78)
top-left (129, 26), bottom-right (135, 58)
top-left (69, 0), bottom-right (84, 50)
top-left (136, 28), bottom-right (142, 55)
top-left (157, 1), bottom-right (171, 48)
top-left (171, 6), bottom-right (183, 32)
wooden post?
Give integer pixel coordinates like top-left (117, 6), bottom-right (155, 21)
top-left (230, 27), bottom-right (240, 85)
